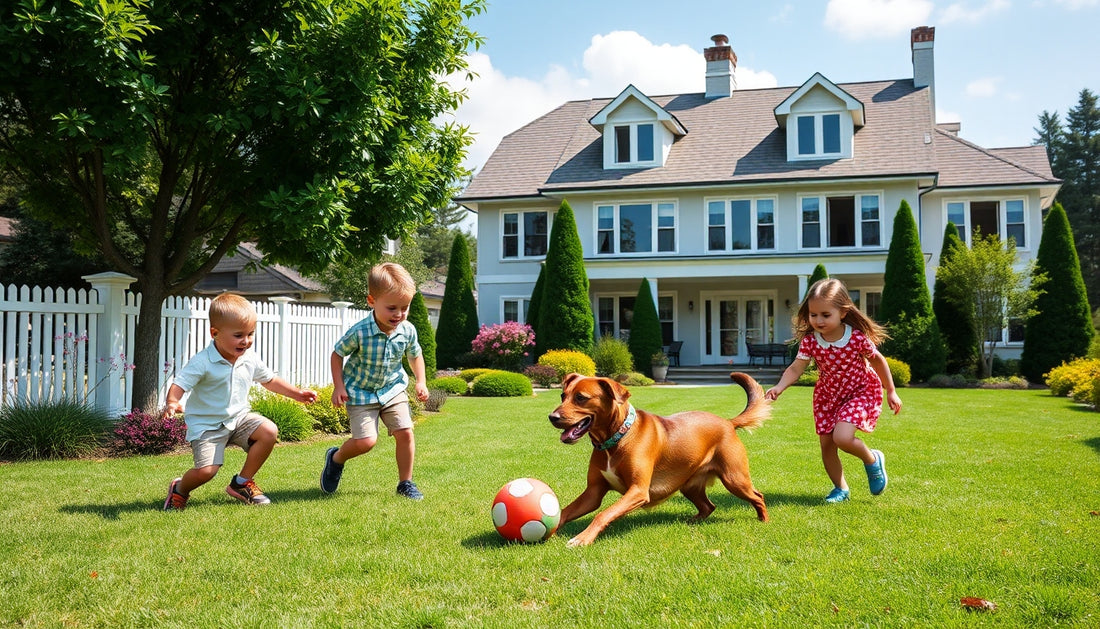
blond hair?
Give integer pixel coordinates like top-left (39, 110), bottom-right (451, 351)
top-left (209, 293), bottom-right (256, 329)
top-left (792, 278), bottom-right (889, 345)
top-left (368, 262), bottom-right (416, 300)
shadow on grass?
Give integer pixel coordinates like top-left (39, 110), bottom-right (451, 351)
top-left (58, 485), bottom-right (333, 520)
top-left (1084, 436), bottom-right (1100, 456)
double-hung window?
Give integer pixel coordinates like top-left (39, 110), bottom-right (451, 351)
top-left (796, 113), bottom-right (842, 157)
top-left (612, 122), bottom-right (656, 166)
top-left (502, 210), bottom-right (549, 259)
top-left (945, 198), bottom-right (1027, 247)
top-left (596, 201), bottom-right (677, 254)
top-left (502, 299), bottom-right (531, 323)
top-left (706, 197), bottom-right (776, 252)
top-left (800, 193), bottom-right (882, 250)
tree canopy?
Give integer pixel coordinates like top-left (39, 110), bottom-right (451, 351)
top-left (0, 0), bottom-right (484, 408)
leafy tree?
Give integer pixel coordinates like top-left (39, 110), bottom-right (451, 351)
top-left (435, 234), bottom-right (478, 369)
top-left (879, 200), bottom-right (945, 379)
top-left (0, 213), bottom-right (108, 290)
top-left (417, 197), bottom-right (476, 273)
top-left (0, 1), bottom-right (484, 410)
top-left (937, 232), bottom-right (1042, 378)
top-left (314, 240), bottom-right (431, 309)
top-left (537, 200), bottom-right (594, 355)
top-left (526, 262), bottom-right (546, 354)
top-left (933, 223), bottom-right (978, 375)
top-left (407, 291), bottom-right (436, 379)
top-left (1021, 203), bottom-right (1094, 382)
top-left (627, 279), bottom-right (663, 377)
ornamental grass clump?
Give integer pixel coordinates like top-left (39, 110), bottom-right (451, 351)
top-left (0, 399), bottom-right (112, 460)
top-left (109, 409), bottom-right (187, 456)
top-left (470, 322), bottom-right (536, 371)
top-left (249, 390), bottom-right (313, 442)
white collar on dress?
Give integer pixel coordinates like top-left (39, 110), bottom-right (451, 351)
top-left (814, 323), bottom-right (852, 348)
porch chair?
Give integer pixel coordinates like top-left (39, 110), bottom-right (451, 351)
top-left (666, 340), bottom-right (682, 367)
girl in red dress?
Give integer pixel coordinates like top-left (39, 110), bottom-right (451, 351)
top-left (766, 279), bottom-right (902, 503)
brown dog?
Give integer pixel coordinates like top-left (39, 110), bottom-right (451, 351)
top-left (548, 372), bottom-right (769, 546)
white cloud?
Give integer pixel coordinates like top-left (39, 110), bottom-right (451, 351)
top-left (1053, 0), bottom-right (1099, 8)
top-left (965, 77), bottom-right (1001, 98)
top-left (938, 0), bottom-right (1010, 24)
top-left (824, 0), bottom-right (934, 40)
top-left (448, 31), bottom-right (778, 172)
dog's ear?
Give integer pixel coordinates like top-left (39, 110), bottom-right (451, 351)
top-left (561, 373), bottom-right (584, 390)
top-left (597, 377), bottom-right (631, 405)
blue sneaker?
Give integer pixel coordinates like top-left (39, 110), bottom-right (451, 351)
top-left (396, 480), bottom-right (424, 501)
top-left (866, 449), bottom-right (888, 495)
top-left (320, 447), bottom-right (343, 494)
top-left (825, 487), bottom-right (850, 503)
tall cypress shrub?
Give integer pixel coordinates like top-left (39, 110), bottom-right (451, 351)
top-left (1021, 203), bottom-right (1094, 382)
top-left (879, 200), bottom-right (945, 380)
top-left (806, 263), bottom-right (829, 295)
top-left (933, 223), bottom-right (978, 375)
top-left (628, 279), bottom-right (663, 376)
top-left (407, 291), bottom-right (436, 379)
top-left (435, 234), bottom-right (479, 369)
top-left (526, 262), bottom-right (546, 357)
top-left (538, 200), bottom-right (595, 354)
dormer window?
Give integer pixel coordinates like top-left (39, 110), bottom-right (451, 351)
top-left (774, 73), bottom-right (864, 163)
top-left (614, 123), bottom-right (656, 164)
top-left (589, 85), bottom-right (687, 170)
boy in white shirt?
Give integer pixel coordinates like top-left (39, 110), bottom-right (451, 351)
top-left (162, 293), bottom-right (317, 510)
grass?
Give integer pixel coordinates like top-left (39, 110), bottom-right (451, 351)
top-left (1, 386), bottom-right (1098, 627)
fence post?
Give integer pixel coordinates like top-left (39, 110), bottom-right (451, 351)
top-left (332, 301), bottom-right (353, 331)
top-left (269, 296), bottom-right (295, 379)
top-left (82, 272), bottom-right (137, 416)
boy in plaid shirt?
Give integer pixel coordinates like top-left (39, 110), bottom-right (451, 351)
top-left (320, 263), bottom-right (430, 500)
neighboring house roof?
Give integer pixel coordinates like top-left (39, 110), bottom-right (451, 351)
top-left (459, 79), bottom-right (1058, 202)
top-left (0, 216), bottom-right (14, 243)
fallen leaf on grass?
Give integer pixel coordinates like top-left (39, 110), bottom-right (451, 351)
top-left (705, 549), bottom-right (721, 557)
top-left (1089, 511), bottom-right (1098, 517)
top-left (89, 571), bottom-right (98, 579)
top-left (960, 597), bottom-right (997, 612)
top-left (830, 602), bottom-right (839, 614)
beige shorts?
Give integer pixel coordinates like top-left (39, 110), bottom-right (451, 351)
top-left (190, 413), bottom-right (270, 468)
top-left (348, 392), bottom-right (413, 439)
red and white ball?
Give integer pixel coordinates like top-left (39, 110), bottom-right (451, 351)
top-left (491, 478), bottom-right (561, 543)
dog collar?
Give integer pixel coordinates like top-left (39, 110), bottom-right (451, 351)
top-left (594, 404), bottom-right (636, 451)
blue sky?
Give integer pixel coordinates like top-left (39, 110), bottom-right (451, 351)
top-left (448, 0), bottom-right (1100, 175)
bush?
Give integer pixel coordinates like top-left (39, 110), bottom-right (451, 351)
top-left (1045, 358), bottom-right (1100, 399)
top-left (615, 372), bottom-right (654, 386)
top-left (303, 384), bottom-right (349, 434)
top-left (0, 399), bottom-right (112, 460)
top-left (523, 364), bottom-right (559, 388)
top-left (429, 376), bottom-right (468, 395)
top-left (458, 368), bottom-right (496, 383)
top-left (926, 373), bottom-right (975, 388)
top-left (886, 357), bottom-right (911, 387)
top-left (978, 376), bottom-right (1029, 390)
top-left (470, 321), bottom-right (536, 370)
top-left (991, 356), bottom-right (1021, 378)
top-left (796, 362), bottom-right (819, 386)
top-left (1091, 375), bottom-right (1100, 410)
top-left (470, 371), bottom-right (534, 397)
top-left (249, 391), bottom-right (313, 442)
top-left (880, 314), bottom-right (944, 382)
top-left (591, 335), bottom-right (634, 376)
top-left (109, 409), bottom-right (187, 456)
top-left (537, 349), bottom-right (596, 379)
top-left (424, 389), bottom-right (448, 412)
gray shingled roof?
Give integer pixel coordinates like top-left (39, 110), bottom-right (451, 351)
top-left (460, 79), bottom-right (1058, 201)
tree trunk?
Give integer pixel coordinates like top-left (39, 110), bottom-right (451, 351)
top-left (131, 286), bottom-right (169, 413)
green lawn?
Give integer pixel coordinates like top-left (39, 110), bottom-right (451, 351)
top-left (1, 386), bottom-right (1098, 627)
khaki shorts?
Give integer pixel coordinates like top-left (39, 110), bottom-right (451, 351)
top-left (190, 413), bottom-right (270, 468)
top-left (348, 392), bottom-right (413, 439)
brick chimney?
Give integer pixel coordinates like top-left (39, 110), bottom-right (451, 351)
top-left (704, 34), bottom-right (737, 99)
top-left (911, 26), bottom-right (935, 116)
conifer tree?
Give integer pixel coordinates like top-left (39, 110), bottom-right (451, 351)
top-left (879, 200), bottom-right (945, 379)
top-left (407, 291), bottom-right (436, 379)
top-left (628, 279), bottom-right (664, 376)
top-left (1021, 203), bottom-right (1094, 382)
top-left (435, 234), bottom-right (479, 369)
top-left (806, 263), bottom-right (829, 298)
top-left (526, 263), bottom-right (546, 357)
top-left (933, 223), bottom-right (978, 375)
top-left (538, 200), bottom-right (595, 354)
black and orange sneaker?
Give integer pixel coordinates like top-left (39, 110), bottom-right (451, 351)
top-left (163, 478), bottom-right (188, 511)
top-left (226, 478), bottom-right (271, 505)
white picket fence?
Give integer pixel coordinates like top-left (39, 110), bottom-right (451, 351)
top-left (1, 272), bottom-right (369, 415)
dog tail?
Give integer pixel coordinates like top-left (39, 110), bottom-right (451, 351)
top-left (727, 372), bottom-right (770, 431)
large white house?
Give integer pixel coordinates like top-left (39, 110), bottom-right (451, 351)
top-left (457, 27), bottom-right (1060, 367)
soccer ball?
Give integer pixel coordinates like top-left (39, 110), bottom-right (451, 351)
top-left (491, 478), bottom-right (561, 543)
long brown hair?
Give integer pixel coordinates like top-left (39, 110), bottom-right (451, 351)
top-left (792, 278), bottom-right (889, 345)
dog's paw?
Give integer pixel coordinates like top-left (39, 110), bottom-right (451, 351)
top-left (566, 536), bottom-right (592, 548)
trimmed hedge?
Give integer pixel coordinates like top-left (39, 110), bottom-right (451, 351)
top-left (470, 371), bottom-right (534, 397)
top-left (538, 349), bottom-right (596, 379)
top-left (429, 376), bottom-right (468, 395)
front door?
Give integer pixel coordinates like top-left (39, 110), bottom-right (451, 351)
top-left (702, 294), bottom-right (768, 364)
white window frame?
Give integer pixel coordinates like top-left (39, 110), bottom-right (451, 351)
top-left (943, 197), bottom-right (1028, 249)
top-left (501, 297), bottom-right (531, 324)
top-left (594, 200), bottom-right (678, 255)
top-left (501, 209), bottom-right (551, 260)
top-left (704, 196), bottom-right (778, 252)
top-left (848, 286), bottom-right (884, 322)
top-left (607, 121), bottom-right (658, 168)
top-left (596, 292), bottom-right (678, 344)
top-left (797, 192), bottom-right (884, 250)
top-left (793, 112), bottom-right (845, 159)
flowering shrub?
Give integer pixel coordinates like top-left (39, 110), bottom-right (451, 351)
top-left (523, 364), bottom-right (559, 388)
top-left (110, 409), bottom-right (187, 456)
top-left (470, 322), bottom-right (535, 370)
top-left (537, 349), bottom-right (596, 378)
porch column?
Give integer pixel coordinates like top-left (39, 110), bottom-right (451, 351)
top-left (796, 274), bottom-right (809, 302)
